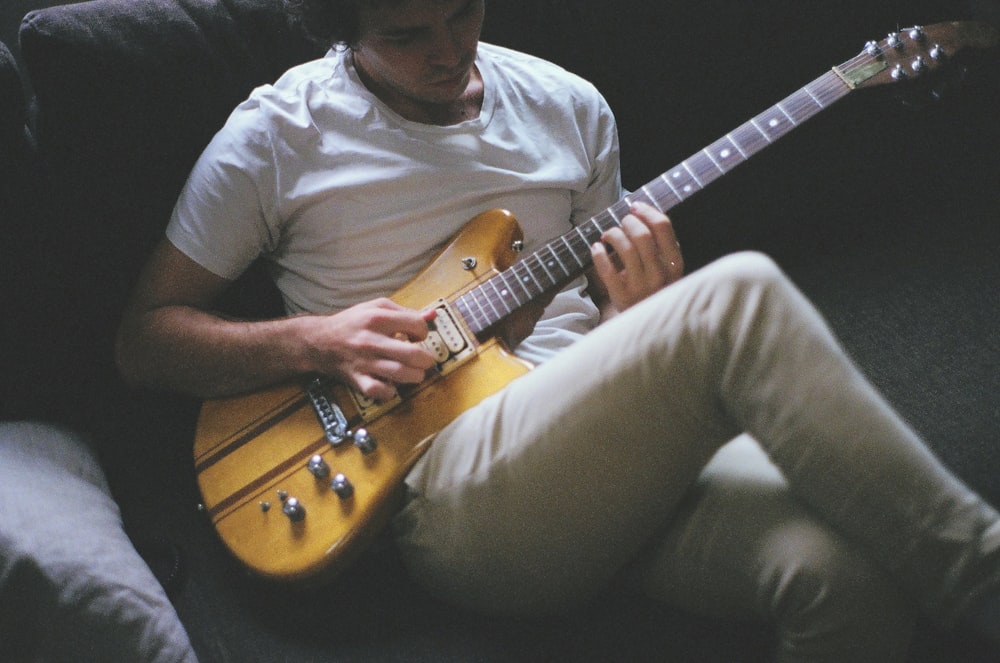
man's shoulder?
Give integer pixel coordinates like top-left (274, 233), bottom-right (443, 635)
top-left (251, 51), bottom-right (344, 107)
top-left (220, 51), bottom-right (352, 139)
top-left (479, 42), bottom-right (608, 120)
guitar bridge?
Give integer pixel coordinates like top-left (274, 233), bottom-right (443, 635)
top-left (307, 378), bottom-right (350, 445)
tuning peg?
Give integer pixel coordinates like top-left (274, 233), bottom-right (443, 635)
top-left (865, 40), bottom-right (883, 56)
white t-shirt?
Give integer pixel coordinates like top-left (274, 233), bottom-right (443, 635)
top-left (166, 43), bottom-right (623, 363)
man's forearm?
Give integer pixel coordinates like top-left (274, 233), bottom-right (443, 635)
top-left (115, 305), bottom-right (311, 400)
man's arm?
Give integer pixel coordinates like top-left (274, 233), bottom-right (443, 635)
top-left (115, 239), bottom-right (436, 402)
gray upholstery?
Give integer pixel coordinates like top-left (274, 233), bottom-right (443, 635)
top-left (0, 421), bottom-right (197, 663)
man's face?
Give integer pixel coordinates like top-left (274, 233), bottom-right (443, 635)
top-left (352, 0), bottom-right (486, 115)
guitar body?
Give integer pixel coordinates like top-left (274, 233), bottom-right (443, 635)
top-left (193, 209), bottom-right (534, 583)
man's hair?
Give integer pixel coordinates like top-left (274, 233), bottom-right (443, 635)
top-left (284, 0), bottom-right (408, 48)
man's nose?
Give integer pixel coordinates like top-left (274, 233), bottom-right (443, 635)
top-left (428, 26), bottom-right (463, 67)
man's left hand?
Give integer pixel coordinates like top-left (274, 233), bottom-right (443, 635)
top-left (590, 201), bottom-right (685, 314)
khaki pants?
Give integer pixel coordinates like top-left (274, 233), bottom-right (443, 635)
top-left (394, 252), bottom-right (1000, 662)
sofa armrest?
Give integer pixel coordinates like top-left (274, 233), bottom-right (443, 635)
top-left (0, 421), bottom-right (198, 662)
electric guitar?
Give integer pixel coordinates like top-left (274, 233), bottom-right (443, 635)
top-left (193, 21), bottom-right (998, 583)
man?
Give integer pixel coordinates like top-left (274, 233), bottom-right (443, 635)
top-left (116, 0), bottom-right (1000, 659)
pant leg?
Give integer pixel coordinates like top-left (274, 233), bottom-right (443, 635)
top-left (394, 251), bottom-right (1000, 626)
top-left (624, 435), bottom-right (915, 663)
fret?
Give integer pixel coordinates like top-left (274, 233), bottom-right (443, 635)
top-left (512, 259), bottom-right (545, 295)
top-left (579, 216), bottom-right (607, 243)
top-left (499, 270), bottom-right (526, 307)
top-left (681, 160), bottom-right (704, 187)
top-left (702, 147), bottom-right (724, 173)
top-left (803, 85), bottom-right (824, 108)
top-left (659, 171), bottom-right (686, 202)
top-left (732, 121), bottom-right (771, 155)
top-left (806, 81), bottom-right (837, 108)
top-left (637, 184), bottom-right (663, 212)
top-left (480, 278), bottom-right (504, 320)
top-left (560, 234), bottom-right (586, 268)
top-left (463, 289), bottom-right (490, 331)
top-left (748, 117), bottom-right (774, 144)
top-left (641, 180), bottom-right (680, 212)
top-left (616, 200), bottom-right (635, 222)
top-left (501, 261), bottom-right (541, 303)
top-left (786, 91), bottom-right (822, 124)
top-left (754, 106), bottom-right (795, 141)
top-left (775, 100), bottom-right (798, 126)
top-left (541, 243), bottom-right (570, 279)
top-left (808, 71), bottom-right (851, 107)
top-left (688, 154), bottom-right (721, 191)
top-left (705, 134), bottom-right (747, 175)
top-left (665, 165), bottom-right (700, 199)
top-left (726, 132), bottom-right (749, 159)
top-left (452, 298), bottom-right (475, 331)
top-left (554, 236), bottom-right (572, 268)
top-left (528, 252), bottom-right (557, 287)
top-left (567, 227), bottom-right (592, 264)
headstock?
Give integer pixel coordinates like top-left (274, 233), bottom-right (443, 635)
top-left (833, 21), bottom-right (998, 92)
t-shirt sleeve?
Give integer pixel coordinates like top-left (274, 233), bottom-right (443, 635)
top-left (165, 98), bottom-right (280, 281)
top-left (569, 89), bottom-right (623, 226)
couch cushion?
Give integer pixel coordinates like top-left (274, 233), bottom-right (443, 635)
top-left (0, 421), bottom-right (198, 662)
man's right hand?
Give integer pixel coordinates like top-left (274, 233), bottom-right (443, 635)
top-left (298, 299), bottom-right (437, 403)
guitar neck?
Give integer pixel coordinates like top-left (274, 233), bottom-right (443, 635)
top-left (453, 21), bottom-right (998, 334)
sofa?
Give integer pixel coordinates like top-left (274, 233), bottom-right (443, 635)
top-left (2, 0), bottom-right (999, 660)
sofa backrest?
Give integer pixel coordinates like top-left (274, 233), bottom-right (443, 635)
top-left (0, 37), bottom-right (53, 426)
top-left (13, 0), bottom-right (321, 431)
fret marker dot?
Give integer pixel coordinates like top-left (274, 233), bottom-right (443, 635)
top-left (720, 149), bottom-right (731, 158)
top-left (672, 171), bottom-right (682, 179)
top-left (683, 185), bottom-right (693, 193)
top-left (501, 289), bottom-right (509, 296)
top-left (769, 118), bottom-right (779, 128)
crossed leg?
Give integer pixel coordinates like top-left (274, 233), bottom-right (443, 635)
top-left (394, 252), bottom-right (1000, 657)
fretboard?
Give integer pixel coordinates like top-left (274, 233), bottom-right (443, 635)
top-left (453, 65), bottom-right (860, 335)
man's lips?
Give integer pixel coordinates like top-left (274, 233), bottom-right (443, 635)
top-left (431, 72), bottom-right (466, 87)
top-left (430, 63), bottom-right (473, 87)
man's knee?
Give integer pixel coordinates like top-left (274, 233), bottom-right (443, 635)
top-left (711, 251), bottom-right (787, 292)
